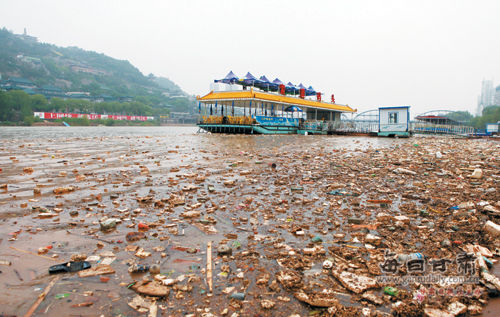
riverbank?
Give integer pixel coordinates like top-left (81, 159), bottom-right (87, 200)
top-left (0, 128), bottom-right (499, 316)
top-left (1, 121), bottom-right (197, 127)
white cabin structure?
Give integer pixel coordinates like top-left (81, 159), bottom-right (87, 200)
top-left (378, 106), bottom-right (410, 137)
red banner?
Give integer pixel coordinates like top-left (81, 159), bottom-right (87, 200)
top-left (33, 112), bottom-right (154, 121)
top-left (279, 84), bottom-right (285, 95)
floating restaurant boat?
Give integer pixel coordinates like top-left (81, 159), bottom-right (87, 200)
top-left (196, 71), bottom-right (356, 134)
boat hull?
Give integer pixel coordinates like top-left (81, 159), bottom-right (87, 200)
top-left (198, 124), bottom-right (297, 135)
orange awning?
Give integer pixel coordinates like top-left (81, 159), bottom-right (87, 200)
top-left (197, 89), bottom-right (356, 113)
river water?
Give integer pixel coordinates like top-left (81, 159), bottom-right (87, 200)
top-left (0, 126), bottom-right (498, 316)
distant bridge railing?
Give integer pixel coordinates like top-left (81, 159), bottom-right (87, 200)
top-left (329, 120), bottom-right (477, 136)
top-left (307, 119), bottom-right (482, 136)
top-left (410, 122), bottom-right (475, 135)
top-left (328, 120), bottom-right (379, 133)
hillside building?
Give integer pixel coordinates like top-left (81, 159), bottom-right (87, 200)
top-left (1, 77), bottom-right (37, 90)
top-left (15, 28), bottom-right (38, 43)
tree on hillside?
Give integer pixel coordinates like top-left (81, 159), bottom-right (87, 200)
top-left (0, 91), bottom-right (13, 121)
top-left (470, 105), bottom-right (500, 128)
top-left (9, 90), bottom-right (32, 121)
top-left (446, 111), bottom-right (474, 124)
top-left (49, 98), bottom-right (66, 112)
top-left (0, 28), bottom-right (195, 121)
top-left (30, 94), bottom-right (49, 111)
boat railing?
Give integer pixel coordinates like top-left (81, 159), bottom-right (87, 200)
top-left (301, 120), bottom-right (328, 131)
top-left (328, 120), bottom-right (379, 133)
top-left (199, 115), bottom-right (255, 125)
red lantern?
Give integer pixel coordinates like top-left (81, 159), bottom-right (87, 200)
top-left (331, 94), bottom-right (335, 103)
top-left (279, 84), bottom-right (285, 95)
top-left (299, 88), bottom-right (305, 99)
top-left (316, 92), bottom-right (321, 101)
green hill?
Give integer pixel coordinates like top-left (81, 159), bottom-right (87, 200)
top-left (0, 27), bottom-right (196, 121)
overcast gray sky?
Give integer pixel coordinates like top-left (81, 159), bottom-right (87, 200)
top-left (1, 0), bottom-right (499, 115)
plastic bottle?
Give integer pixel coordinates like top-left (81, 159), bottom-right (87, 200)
top-left (55, 293), bottom-right (70, 299)
top-left (312, 235), bottom-right (323, 243)
top-left (384, 286), bottom-right (399, 296)
top-left (397, 252), bottom-right (424, 263)
top-left (149, 264), bottom-right (161, 274)
top-left (230, 292), bottom-right (245, 300)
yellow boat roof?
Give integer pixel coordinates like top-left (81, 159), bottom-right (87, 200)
top-left (197, 89), bottom-right (356, 113)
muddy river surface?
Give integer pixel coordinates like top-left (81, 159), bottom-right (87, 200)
top-left (0, 126), bottom-right (498, 316)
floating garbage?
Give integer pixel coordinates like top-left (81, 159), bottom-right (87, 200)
top-left (1, 132), bottom-right (499, 316)
top-left (128, 264), bottom-right (150, 273)
top-left (485, 220), bottom-right (500, 237)
top-left (384, 286), bottom-right (399, 296)
top-left (130, 280), bottom-right (170, 297)
top-left (49, 261), bottom-right (91, 274)
top-left (229, 292), bottom-right (245, 300)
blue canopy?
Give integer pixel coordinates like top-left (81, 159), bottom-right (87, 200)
top-left (285, 82), bottom-right (299, 94)
top-left (245, 72), bottom-right (257, 81)
top-left (215, 71), bottom-right (239, 84)
top-left (306, 85), bottom-right (316, 96)
top-left (242, 72), bottom-right (261, 86)
top-left (284, 105), bottom-right (303, 112)
top-left (256, 75), bottom-right (278, 91)
top-left (213, 73), bottom-right (319, 97)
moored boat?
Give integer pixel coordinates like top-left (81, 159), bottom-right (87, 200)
top-left (196, 72), bottom-right (356, 135)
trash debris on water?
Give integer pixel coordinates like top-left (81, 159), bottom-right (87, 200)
top-left (384, 286), bottom-right (399, 297)
top-left (470, 168), bottom-right (483, 179)
top-left (485, 220), bottom-right (500, 237)
top-left (260, 299), bottom-right (275, 309)
top-left (53, 186), bottom-right (75, 194)
top-left (311, 235), bottom-right (323, 243)
top-left (49, 261), bottom-right (91, 274)
top-left (322, 260), bottom-right (333, 269)
top-left (78, 264), bottom-right (115, 277)
top-left (294, 290), bottom-right (340, 308)
top-left (128, 264), bottom-right (150, 273)
top-left (0, 260), bottom-right (12, 266)
top-left (130, 280), bottom-right (170, 297)
top-left (149, 264), bottom-right (161, 274)
top-left (229, 292), bottom-right (245, 300)
top-left (126, 231), bottom-right (146, 242)
top-left (1, 133), bottom-right (499, 316)
top-left (71, 301), bottom-right (94, 307)
top-left (134, 248), bottom-right (151, 258)
top-left (100, 218), bottom-right (120, 231)
top-left (55, 293), bottom-right (70, 300)
top-left (217, 244), bottom-right (232, 256)
top-left (331, 269), bottom-right (378, 294)
top-left (128, 295), bottom-right (157, 313)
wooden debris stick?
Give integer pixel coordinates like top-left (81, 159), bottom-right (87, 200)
top-left (149, 302), bottom-right (158, 317)
top-left (206, 241), bottom-right (213, 293)
top-left (366, 199), bottom-right (392, 204)
top-left (14, 269), bottom-right (23, 281)
top-left (24, 276), bottom-right (60, 317)
top-left (9, 246), bottom-right (58, 261)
